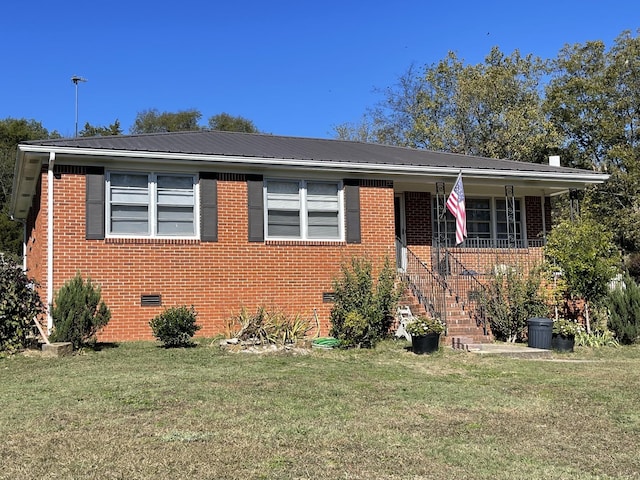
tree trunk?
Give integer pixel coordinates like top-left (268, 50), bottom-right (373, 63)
top-left (584, 300), bottom-right (592, 334)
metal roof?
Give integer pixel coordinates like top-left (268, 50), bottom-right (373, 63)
top-left (21, 129), bottom-right (595, 174)
top-left (11, 130), bottom-right (608, 220)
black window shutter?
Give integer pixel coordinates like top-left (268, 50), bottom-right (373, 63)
top-left (86, 167), bottom-right (105, 240)
top-left (344, 180), bottom-right (361, 244)
top-left (247, 175), bottom-right (264, 242)
top-left (200, 173), bottom-right (218, 242)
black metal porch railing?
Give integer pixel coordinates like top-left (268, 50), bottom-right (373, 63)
top-left (396, 238), bottom-right (448, 324)
top-left (398, 237), bottom-right (546, 337)
top-left (437, 249), bottom-right (489, 335)
top-left (432, 238), bottom-right (546, 275)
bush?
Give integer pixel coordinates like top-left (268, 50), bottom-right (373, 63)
top-left (480, 265), bottom-right (548, 343)
top-left (544, 218), bottom-right (621, 332)
top-left (329, 256), bottom-right (402, 348)
top-left (339, 311), bottom-right (370, 348)
top-left (49, 273), bottom-right (111, 349)
top-left (575, 329), bottom-right (620, 348)
top-left (607, 273), bottom-right (640, 344)
top-left (150, 306), bottom-right (200, 347)
top-left (0, 255), bottom-right (43, 353)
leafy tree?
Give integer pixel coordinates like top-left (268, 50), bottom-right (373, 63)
top-left (0, 255), bottom-right (43, 353)
top-left (208, 113), bottom-right (259, 133)
top-left (0, 118), bottom-right (51, 206)
top-left (545, 31), bottom-right (640, 252)
top-left (544, 218), bottom-right (621, 332)
top-left (336, 48), bottom-right (560, 163)
top-left (80, 120), bottom-right (122, 137)
top-left (0, 118), bottom-right (55, 257)
top-left (130, 109), bottom-right (202, 134)
top-left (333, 115), bottom-right (379, 143)
top-left (49, 273), bottom-right (111, 349)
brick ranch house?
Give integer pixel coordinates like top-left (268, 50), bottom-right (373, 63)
top-left (10, 130), bottom-right (608, 342)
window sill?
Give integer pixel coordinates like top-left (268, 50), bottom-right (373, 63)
top-left (265, 240), bottom-right (347, 246)
top-left (105, 237), bottom-right (200, 245)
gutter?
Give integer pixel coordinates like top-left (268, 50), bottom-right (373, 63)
top-left (16, 144), bottom-right (610, 184)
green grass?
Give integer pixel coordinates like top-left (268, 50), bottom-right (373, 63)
top-left (2, 340), bottom-right (640, 479)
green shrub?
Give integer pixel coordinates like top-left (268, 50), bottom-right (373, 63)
top-left (149, 306), bottom-right (200, 347)
top-left (49, 273), bottom-right (111, 349)
top-left (339, 311), bottom-right (371, 348)
top-left (329, 256), bottom-right (402, 348)
top-left (544, 218), bottom-right (621, 332)
top-left (480, 265), bottom-right (548, 343)
top-left (0, 255), bottom-right (43, 353)
top-left (575, 329), bottom-right (620, 348)
top-left (607, 273), bottom-right (640, 344)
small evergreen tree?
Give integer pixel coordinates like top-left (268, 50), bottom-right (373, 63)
top-left (329, 256), bottom-right (401, 348)
top-left (607, 273), bottom-right (640, 344)
top-left (49, 273), bottom-right (111, 349)
top-left (0, 255), bottom-right (43, 353)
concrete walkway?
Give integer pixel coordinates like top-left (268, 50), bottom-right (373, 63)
top-left (454, 341), bottom-right (554, 359)
top-left (448, 336), bottom-right (559, 359)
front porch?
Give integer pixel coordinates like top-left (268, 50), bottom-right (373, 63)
top-left (393, 183), bottom-right (549, 343)
top-left (395, 238), bottom-right (546, 344)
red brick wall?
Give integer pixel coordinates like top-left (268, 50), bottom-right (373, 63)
top-left (403, 191), bottom-right (547, 274)
top-left (405, 191), bottom-right (432, 246)
top-left (27, 167), bottom-right (395, 341)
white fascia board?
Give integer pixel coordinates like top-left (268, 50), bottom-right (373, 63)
top-left (20, 144), bottom-right (610, 184)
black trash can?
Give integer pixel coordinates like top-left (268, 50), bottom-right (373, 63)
top-left (527, 317), bottom-right (553, 349)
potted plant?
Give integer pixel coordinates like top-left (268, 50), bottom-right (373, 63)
top-left (552, 318), bottom-right (584, 352)
top-left (405, 315), bottom-right (445, 354)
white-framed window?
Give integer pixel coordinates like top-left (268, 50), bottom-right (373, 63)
top-left (265, 179), bottom-right (342, 240)
top-left (107, 172), bottom-right (197, 238)
top-left (433, 197), bottom-right (523, 247)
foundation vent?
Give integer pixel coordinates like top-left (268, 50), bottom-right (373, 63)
top-left (141, 294), bottom-right (162, 307)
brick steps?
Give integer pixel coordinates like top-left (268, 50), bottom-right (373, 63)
top-left (398, 285), bottom-right (493, 344)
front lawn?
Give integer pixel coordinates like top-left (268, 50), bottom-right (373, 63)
top-left (1, 340), bottom-right (639, 479)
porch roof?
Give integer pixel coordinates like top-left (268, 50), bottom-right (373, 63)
top-left (10, 130), bottom-right (608, 219)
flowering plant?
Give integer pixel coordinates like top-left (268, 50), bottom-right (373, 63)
top-left (553, 318), bottom-right (584, 337)
top-left (405, 315), bottom-right (445, 336)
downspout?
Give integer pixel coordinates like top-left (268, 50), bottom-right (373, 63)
top-left (22, 219), bottom-right (26, 271)
top-left (47, 152), bottom-right (55, 332)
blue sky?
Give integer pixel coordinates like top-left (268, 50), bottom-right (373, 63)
top-left (3, 1), bottom-right (638, 139)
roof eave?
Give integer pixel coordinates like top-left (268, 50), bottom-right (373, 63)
top-left (17, 144), bottom-right (610, 182)
top-left (9, 143), bottom-right (608, 220)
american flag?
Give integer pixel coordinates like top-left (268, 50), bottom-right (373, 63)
top-left (446, 173), bottom-right (467, 245)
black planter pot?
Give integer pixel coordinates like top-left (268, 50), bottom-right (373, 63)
top-left (411, 333), bottom-right (440, 354)
top-left (552, 333), bottom-right (575, 352)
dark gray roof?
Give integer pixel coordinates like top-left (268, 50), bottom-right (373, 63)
top-left (25, 129), bottom-right (587, 175)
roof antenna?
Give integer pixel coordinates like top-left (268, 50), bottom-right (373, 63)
top-left (71, 75), bottom-right (88, 137)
